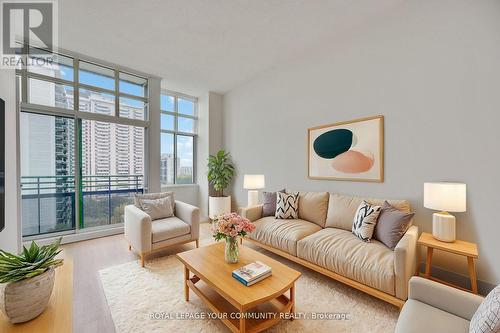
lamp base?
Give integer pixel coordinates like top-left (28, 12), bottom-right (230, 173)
top-left (247, 190), bottom-right (259, 207)
top-left (432, 212), bottom-right (456, 242)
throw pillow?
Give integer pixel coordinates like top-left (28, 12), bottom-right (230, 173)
top-left (262, 189), bottom-right (286, 217)
top-left (139, 196), bottom-right (174, 220)
top-left (374, 201), bottom-right (415, 249)
top-left (470, 284), bottom-right (500, 333)
top-left (275, 192), bottom-right (299, 219)
top-left (352, 200), bottom-right (382, 242)
top-left (135, 192), bottom-right (175, 213)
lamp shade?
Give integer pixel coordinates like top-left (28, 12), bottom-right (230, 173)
top-left (243, 175), bottom-right (265, 190)
top-left (424, 182), bottom-right (466, 212)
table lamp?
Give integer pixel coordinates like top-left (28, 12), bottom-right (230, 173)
top-left (424, 182), bottom-right (466, 242)
top-left (243, 175), bottom-right (265, 207)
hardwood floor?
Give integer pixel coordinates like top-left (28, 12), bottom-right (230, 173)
top-left (62, 223), bottom-right (213, 333)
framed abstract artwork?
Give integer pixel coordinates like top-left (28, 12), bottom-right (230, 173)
top-left (308, 115), bottom-right (384, 182)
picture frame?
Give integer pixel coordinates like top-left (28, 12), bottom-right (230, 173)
top-left (307, 115), bottom-right (384, 182)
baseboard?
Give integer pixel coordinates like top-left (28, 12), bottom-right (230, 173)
top-left (418, 263), bottom-right (495, 295)
top-left (24, 226), bottom-right (124, 247)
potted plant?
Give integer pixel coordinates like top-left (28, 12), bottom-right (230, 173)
top-left (0, 238), bottom-right (63, 323)
top-left (211, 213), bottom-right (255, 263)
top-left (207, 150), bottom-right (235, 220)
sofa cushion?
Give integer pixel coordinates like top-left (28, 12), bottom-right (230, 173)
top-left (375, 201), bottom-right (415, 249)
top-left (262, 189), bottom-right (285, 217)
top-left (275, 192), bottom-right (299, 219)
top-left (325, 193), bottom-right (411, 231)
top-left (135, 191), bottom-right (175, 214)
top-left (352, 200), bottom-right (382, 242)
top-left (298, 191), bottom-right (329, 227)
top-left (297, 228), bottom-right (396, 295)
top-left (395, 299), bottom-right (470, 333)
top-left (151, 216), bottom-right (190, 243)
top-left (470, 284), bottom-right (500, 333)
top-left (140, 196), bottom-right (174, 220)
top-left (248, 217), bottom-right (322, 256)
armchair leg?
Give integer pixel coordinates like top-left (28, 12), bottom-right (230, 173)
top-left (140, 254), bottom-right (145, 267)
top-left (195, 240), bottom-right (199, 248)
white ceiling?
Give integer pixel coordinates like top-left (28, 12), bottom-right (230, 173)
top-left (59, 0), bottom-right (402, 96)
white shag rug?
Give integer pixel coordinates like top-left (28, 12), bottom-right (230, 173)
top-left (99, 250), bottom-right (398, 333)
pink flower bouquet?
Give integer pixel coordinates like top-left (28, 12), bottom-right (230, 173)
top-left (212, 212), bottom-right (255, 241)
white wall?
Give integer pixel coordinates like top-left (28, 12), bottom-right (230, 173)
top-left (148, 78), bottom-right (162, 194)
top-left (223, 0), bottom-right (500, 287)
top-left (162, 184), bottom-right (199, 207)
top-left (197, 92), bottom-right (223, 221)
top-left (0, 68), bottom-right (21, 253)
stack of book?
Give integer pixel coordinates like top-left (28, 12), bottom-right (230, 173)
top-left (232, 261), bottom-right (272, 286)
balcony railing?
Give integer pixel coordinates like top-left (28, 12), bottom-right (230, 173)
top-left (21, 174), bottom-right (143, 237)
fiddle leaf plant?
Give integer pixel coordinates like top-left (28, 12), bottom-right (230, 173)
top-left (207, 150), bottom-right (235, 197)
top-left (0, 238), bottom-right (63, 283)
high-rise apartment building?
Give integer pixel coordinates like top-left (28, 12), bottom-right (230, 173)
top-left (77, 90), bottom-right (144, 178)
top-left (21, 79), bottom-right (145, 235)
top-left (160, 153), bottom-right (179, 185)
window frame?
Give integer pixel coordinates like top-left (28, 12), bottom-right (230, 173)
top-left (16, 44), bottom-right (151, 240)
top-left (19, 46), bottom-right (150, 126)
top-left (160, 90), bottom-right (197, 186)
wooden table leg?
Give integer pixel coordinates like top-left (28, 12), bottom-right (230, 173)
top-left (240, 312), bottom-right (246, 333)
top-left (184, 266), bottom-right (190, 301)
top-left (425, 247), bottom-right (433, 278)
top-left (415, 244), bottom-right (421, 276)
top-left (467, 257), bottom-right (478, 294)
top-left (290, 284), bottom-right (295, 321)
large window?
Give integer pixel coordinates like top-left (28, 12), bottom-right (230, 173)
top-left (17, 47), bottom-right (149, 238)
top-left (20, 113), bottom-right (76, 236)
top-left (160, 92), bottom-right (197, 185)
top-left (25, 49), bottom-right (148, 120)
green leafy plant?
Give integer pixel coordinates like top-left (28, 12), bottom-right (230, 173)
top-left (0, 238), bottom-right (63, 283)
top-left (207, 150), bottom-right (235, 197)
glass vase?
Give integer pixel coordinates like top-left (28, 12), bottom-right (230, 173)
top-left (225, 236), bottom-right (239, 264)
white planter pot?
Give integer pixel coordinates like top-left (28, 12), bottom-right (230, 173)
top-left (209, 196), bottom-right (231, 219)
top-left (0, 268), bottom-right (55, 323)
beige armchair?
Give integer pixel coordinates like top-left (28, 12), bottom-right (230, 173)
top-left (124, 200), bottom-right (200, 267)
top-left (395, 277), bottom-right (484, 332)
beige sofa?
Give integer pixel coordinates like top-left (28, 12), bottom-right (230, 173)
top-left (240, 192), bottom-right (418, 307)
top-left (395, 277), bottom-right (483, 332)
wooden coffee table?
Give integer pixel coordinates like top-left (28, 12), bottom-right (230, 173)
top-left (176, 242), bottom-right (301, 333)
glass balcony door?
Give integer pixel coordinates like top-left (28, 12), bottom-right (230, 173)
top-left (18, 48), bottom-right (150, 240)
top-left (20, 113), bottom-right (145, 237)
top-left (20, 112), bottom-right (76, 236)
top-left (80, 119), bottom-right (144, 229)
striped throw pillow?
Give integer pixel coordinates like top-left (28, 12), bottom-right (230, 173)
top-left (275, 192), bottom-right (299, 219)
top-left (352, 200), bottom-right (382, 242)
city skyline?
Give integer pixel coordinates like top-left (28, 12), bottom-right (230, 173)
top-left (20, 60), bottom-right (195, 237)
top-left (21, 77), bottom-right (147, 236)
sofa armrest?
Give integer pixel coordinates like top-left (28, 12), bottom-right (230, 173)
top-left (409, 276), bottom-right (483, 320)
top-left (124, 205), bottom-right (152, 253)
top-left (175, 200), bottom-right (200, 240)
top-left (239, 205), bottom-right (263, 222)
top-left (394, 225), bottom-right (418, 300)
